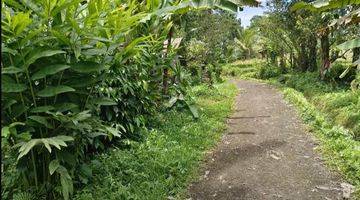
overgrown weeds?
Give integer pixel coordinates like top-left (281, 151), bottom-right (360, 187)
top-left (73, 82), bottom-right (237, 199)
top-left (282, 88), bottom-right (360, 196)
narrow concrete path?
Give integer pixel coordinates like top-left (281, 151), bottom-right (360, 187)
top-left (188, 80), bottom-right (345, 200)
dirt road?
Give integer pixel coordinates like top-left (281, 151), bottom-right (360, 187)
top-left (188, 80), bottom-right (347, 200)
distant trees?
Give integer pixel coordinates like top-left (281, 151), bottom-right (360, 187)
top-left (245, 0), bottom-right (359, 84)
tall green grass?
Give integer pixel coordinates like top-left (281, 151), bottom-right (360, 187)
top-left (282, 88), bottom-right (360, 196)
top-left (74, 83), bottom-right (237, 199)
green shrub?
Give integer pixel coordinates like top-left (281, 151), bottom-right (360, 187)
top-left (325, 61), bottom-right (357, 85)
top-left (1, 1), bottom-right (178, 199)
top-left (222, 59), bottom-right (263, 79)
top-left (283, 72), bottom-right (340, 97)
top-left (313, 91), bottom-right (360, 139)
top-left (257, 64), bottom-right (281, 79)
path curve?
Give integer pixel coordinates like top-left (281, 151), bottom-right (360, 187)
top-left (188, 80), bottom-right (345, 200)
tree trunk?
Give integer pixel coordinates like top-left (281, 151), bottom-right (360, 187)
top-left (290, 50), bottom-right (294, 69)
top-left (298, 43), bottom-right (308, 72)
top-left (320, 28), bottom-right (330, 80)
top-left (308, 35), bottom-right (317, 72)
top-left (279, 50), bottom-right (286, 73)
top-left (163, 26), bottom-right (173, 95)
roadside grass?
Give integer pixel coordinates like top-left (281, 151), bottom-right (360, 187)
top-left (222, 59), bottom-right (263, 79)
top-left (224, 59), bottom-right (360, 196)
top-left (74, 82), bottom-right (237, 200)
top-left (282, 88), bottom-right (360, 196)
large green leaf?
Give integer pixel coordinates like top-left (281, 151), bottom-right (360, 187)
top-left (82, 48), bottom-right (108, 56)
top-left (1, 127), bottom-right (10, 138)
top-left (337, 38), bottom-right (360, 50)
top-left (54, 103), bottom-right (79, 112)
top-left (3, 99), bottom-right (17, 110)
top-left (65, 75), bottom-right (99, 88)
top-left (2, 66), bottom-right (24, 74)
top-left (28, 115), bottom-right (54, 129)
top-left (51, 30), bottom-right (71, 45)
top-left (216, 0), bottom-right (239, 13)
top-left (37, 85), bottom-right (75, 97)
top-left (51, 0), bottom-right (82, 16)
top-left (166, 96), bottom-right (178, 108)
top-left (1, 122), bottom-right (25, 138)
top-left (57, 165), bottom-right (73, 200)
top-left (142, 0), bottom-right (259, 22)
top-left (71, 61), bottom-right (105, 73)
top-left (1, 45), bottom-right (18, 55)
top-left (3, 0), bottom-right (25, 11)
top-left (2, 82), bottom-right (27, 93)
top-left (188, 104), bottom-right (199, 119)
top-left (90, 97), bottom-right (117, 106)
top-left (17, 135), bottom-right (74, 160)
top-left (291, 0), bottom-right (360, 12)
top-left (30, 106), bottom-right (55, 113)
top-left (49, 159), bottom-right (60, 175)
top-left (20, 28), bottom-right (44, 46)
top-left (105, 126), bottom-right (121, 138)
top-left (25, 50), bottom-right (66, 69)
top-left (11, 105), bottom-right (29, 118)
top-left (11, 12), bottom-right (32, 36)
top-left (17, 139), bottom-right (40, 160)
top-left (31, 64), bottom-right (70, 80)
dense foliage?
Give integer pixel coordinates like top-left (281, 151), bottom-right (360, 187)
top-left (1, 0), bottom-right (257, 199)
top-left (74, 82), bottom-right (237, 199)
top-left (241, 0), bottom-right (360, 84)
top-left (2, 0), bottom-right (359, 199)
top-left (179, 10), bottom-right (241, 83)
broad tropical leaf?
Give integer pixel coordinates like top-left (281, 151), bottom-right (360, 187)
top-left (71, 61), bottom-right (105, 73)
top-left (291, 0), bottom-right (360, 12)
top-left (90, 97), bottom-right (117, 106)
top-left (17, 135), bottom-right (74, 160)
top-left (31, 64), bottom-right (70, 80)
top-left (2, 82), bottom-right (27, 93)
top-left (25, 50), bottom-right (66, 69)
top-left (188, 104), bottom-right (199, 119)
top-left (28, 115), bottom-right (54, 129)
top-left (337, 38), bottom-right (360, 50)
top-left (2, 66), bottom-right (24, 74)
top-left (57, 165), bottom-right (73, 200)
top-left (3, 99), bottom-right (17, 110)
top-left (105, 126), bottom-right (121, 138)
top-left (11, 12), bottom-right (32, 36)
top-left (49, 159), bottom-right (60, 175)
top-left (37, 85), bottom-right (75, 97)
top-left (1, 45), bottom-right (18, 55)
top-left (30, 106), bottom-right (55, 113)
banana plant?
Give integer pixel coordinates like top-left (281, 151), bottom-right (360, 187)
top-left (143, 0), bottom-right (259, 94)
top-left (292, 0), bottom-right (360, 80)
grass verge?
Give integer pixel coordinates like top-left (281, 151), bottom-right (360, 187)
top-left (281, 88), bottom-right (360, 197)
top-left (74, 82), bottom-right (237, 200)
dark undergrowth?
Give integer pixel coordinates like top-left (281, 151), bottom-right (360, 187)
top-left (74, 82), bottom-right (237, 199)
